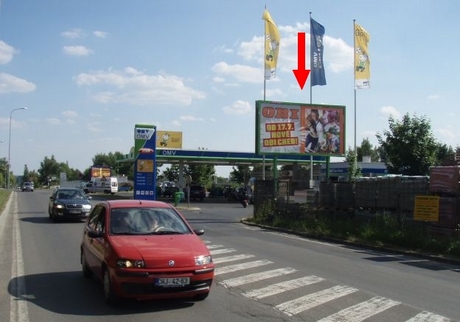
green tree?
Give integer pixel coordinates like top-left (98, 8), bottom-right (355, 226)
top-left (186, 164), bottom-right (215, 186)
top-left (230, 165), bottom-right (252, 185)
top-left (376, 113), bottom-right (438, 175)
top-left (38, 155), bottom-right (61, 184)
top-left (357, 138), bottom-right (380, 162)
top-left (435, 143), bottom-right (456, 166)
top-left (345, 148), bottom-right (361, 181)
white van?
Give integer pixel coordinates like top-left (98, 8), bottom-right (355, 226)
top-left (84, 177), bottom-right (118, 194)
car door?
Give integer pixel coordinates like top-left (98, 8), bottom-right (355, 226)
top-left (84, 204), bottom-right (107, 279)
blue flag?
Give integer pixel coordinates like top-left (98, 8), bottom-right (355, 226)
top-left (310, 18), bottom-right (326, 86)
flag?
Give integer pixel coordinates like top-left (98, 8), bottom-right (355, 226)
top-left (262, 9), bottom-right (280, 80)
top-left (310, 18), bottom-right (326, 86)
top-left (354, 23), bottom-right (370, 89)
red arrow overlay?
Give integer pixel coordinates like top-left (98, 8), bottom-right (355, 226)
top-left (292, 32), bottom-right (311, 90)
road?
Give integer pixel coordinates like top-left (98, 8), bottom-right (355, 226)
top-left (1, 190), bottom-right (459, 322)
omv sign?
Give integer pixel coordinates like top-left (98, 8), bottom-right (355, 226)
top-left (135, 128), bottom-right (156, 140)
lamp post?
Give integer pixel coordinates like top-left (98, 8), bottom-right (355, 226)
top-left (6, 107), bottom-right (27, 189)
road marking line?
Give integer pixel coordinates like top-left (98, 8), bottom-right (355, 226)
top-left (405, 311), bottom-right (451, 322)
top-left (318, 296), bottom-right (400, 322)
top-left (220, 267), bottom-right (297, 288)
top-left (213, 254), bottom-right (255, 264)
top-left (276, 285), bottom-right (358, 316)
top-left (206, 244), bottom-right (224, 249)
top-left (10, 192), bottom-right (29, 322)
top-left (215, 260), bottom-right (273, 276)
top-left (210, 248), bottom-right (236, 255)
top-left (243, 275), bottom-right (325, 299)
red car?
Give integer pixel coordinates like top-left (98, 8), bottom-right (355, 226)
top-left (80, 199), bottom-right (214, 305)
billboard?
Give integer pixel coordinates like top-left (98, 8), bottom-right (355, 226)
top-left (90, 166), bottom-right (111, 179)
top-left (256, 100), bottom-right (346, 156)
top-left (156, 131), bottom-right (182, 149)
top-left (134, 124), bottom-right (157, 200)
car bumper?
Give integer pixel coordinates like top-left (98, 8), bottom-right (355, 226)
top-left (110, 267), bottom-right (214, 300)
top-left (54, 211), bottom-right (90, 219)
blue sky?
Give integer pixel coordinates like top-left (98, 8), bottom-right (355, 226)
top-left (1, 0), bottom-right (460, 178)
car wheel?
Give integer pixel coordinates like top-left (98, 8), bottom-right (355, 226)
top-left (81, 252), bottom-right (93, 278)
top-left (103, 268), bottom-right (119, 306)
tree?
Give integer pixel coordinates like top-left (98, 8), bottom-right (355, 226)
top-left (345, 148), bottom-right (361, 181)
top-left (186, 164), bottom-right (215, 186)
top-left (230, 165), bottom-right (252, 185)
top-left (376, 113), bottom-right (438, 175)
top-left (436, 143), bottom-right (456, 166)
top-left (357, 138), bottom-right (380, 162)
top-left (38, 155), bottom-right (61, 184)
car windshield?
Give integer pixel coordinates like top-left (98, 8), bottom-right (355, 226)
top-left (57, 190), bottom-right (86, 200)
top-left (110, 207), bottom-right (191, 235)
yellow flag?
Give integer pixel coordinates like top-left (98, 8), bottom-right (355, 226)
top-left (354, 23), bottom-right (370, 89)
top-left (262, 9), bottom-right (280, 80)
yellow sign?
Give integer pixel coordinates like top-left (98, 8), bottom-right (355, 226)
top-left (414, 195), bottom-right (440, 222)
top-left (156, 131), bottom-right (182, 149)
top-left (137, 159), bottom-right (154, 173)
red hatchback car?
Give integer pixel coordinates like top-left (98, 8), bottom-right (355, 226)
top-left (80, 199), bottom-right (214, 305)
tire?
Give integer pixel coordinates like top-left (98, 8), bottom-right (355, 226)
top-left (103, 268), bottom-right (119, 306)
top-left (81, 251), bottom-right (93, 278)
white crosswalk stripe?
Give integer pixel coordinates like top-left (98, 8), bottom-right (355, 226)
top-left (405, 311), bottom-right (451, 322)
top-left (275, 285), bottom-right (359, 316)
top-left (220, 267), bottom-right (297, 288)
top-left (243, 275), bottom-right (325, 300)
top-left (210, 243), bottom-right (453, 321)
top-left (213, 254), bottom-right (255, 264)
top-left (317, 296), bottom-right (400, 322)
top-left (215, 259), bottom-right (273, 275)
top-left (210, 248), bottom-right (236, 255)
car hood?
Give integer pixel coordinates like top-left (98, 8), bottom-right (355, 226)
top-left (57, 199), bottom-right (91, 205)
top-left (109, 234), bottom-right (210, 268)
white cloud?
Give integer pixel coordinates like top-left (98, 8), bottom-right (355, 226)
top-left (380, 105), bottom-right (402, 119)
top-left (211, 62), bottom-right (262, 84)
top-left (61, 28), bottom-right (83, 39)
top-left (0, 41), bottom-right (18, 64)
top-left (46, 118), bottom-right (61, 125)
top-left (0, 73), bottom-right (36, 93)
top-left (180, 115), bottom-right (204, 122)
top-left (427, 94), bottom-right (442, 100)
top-left (62, 110), bottom-right (78, 118)
top-left (93, 31), bottom-right (108, 38)
top-left (63, 45), bottom-right (93, 56)
top-left (222, 100), bottom-right (252, 115)
top-left (74, 68), bottom-right (206, 106)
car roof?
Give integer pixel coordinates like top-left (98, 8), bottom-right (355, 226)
top-left (101, 199), bottom-right (172, 209)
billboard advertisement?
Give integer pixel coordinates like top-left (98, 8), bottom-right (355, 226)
top-left (256, 100), bottom-right (346, 156)
top-left (156, 131), bottom-right (183, 149)
top-left (134, 124), bottom-right (157, 200)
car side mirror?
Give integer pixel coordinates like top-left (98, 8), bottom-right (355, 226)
top-left (87, 230), bottom-right (104, 238)
top-left (194, 229), bottom-right (205, 236)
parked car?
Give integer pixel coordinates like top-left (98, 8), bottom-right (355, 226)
top-left (22, 182), bottom-right (34, 192)
top-left (80, 199), bottom-right (214, 305)
top-left (48, 187), bottom-right (92, 222)
top-left (163, 186), bottom-right (179, 198)
top-left (186, 185), bottom-right (206, 201)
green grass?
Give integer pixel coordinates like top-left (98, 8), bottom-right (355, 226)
top-left (252, 203), bottom-right (460, 261)
top-left (0, 190), bottom-right (12, 214)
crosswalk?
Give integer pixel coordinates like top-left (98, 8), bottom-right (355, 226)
top-left (206, 241), bottom-right (453, 322)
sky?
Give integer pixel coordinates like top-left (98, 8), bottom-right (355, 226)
top-left (1, 0), bottom-right (460, 178)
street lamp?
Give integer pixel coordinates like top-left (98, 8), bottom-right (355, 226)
top-left (6, 107), bottom-right (27, 189)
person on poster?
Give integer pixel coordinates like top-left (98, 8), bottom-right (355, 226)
top-left (321, 128), bottom-right (340, 153)
top-left (303, 109), bottom-right (324, 153)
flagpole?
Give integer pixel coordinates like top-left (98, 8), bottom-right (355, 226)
top-left (309, 12), bottom-right (313, 186)
top-left (262, 9), bottom-right (267, 180)
top-left (353, 19), bottom-right (358, 171)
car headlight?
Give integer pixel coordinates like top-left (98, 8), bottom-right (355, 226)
top-left (55, 203), bottom-right (64, 209)
top-left (195, 255), bottom-right (212, 266)
top-left (82, 204), bottom-right (92, 210)
top-left (116, 259), bottom-right (145, 268)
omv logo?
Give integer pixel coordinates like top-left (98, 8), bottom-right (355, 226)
top-left (135, 127), bottom-right (156, 140)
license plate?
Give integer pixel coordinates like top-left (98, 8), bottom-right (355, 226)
top-left (68, 210), bottom-right (81, 214)
top-left (155, 277), bottom-right (190, 287)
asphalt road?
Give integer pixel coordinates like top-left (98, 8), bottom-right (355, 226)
top-left (1, 190), bottom-right (459, 322)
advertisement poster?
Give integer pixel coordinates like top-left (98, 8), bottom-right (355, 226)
top-left (133, 124), bottom-right (157, 200)
top-left (156, 131), bottom-right (183, 149)
top-left (256, 100), bottom-right (346, 156)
